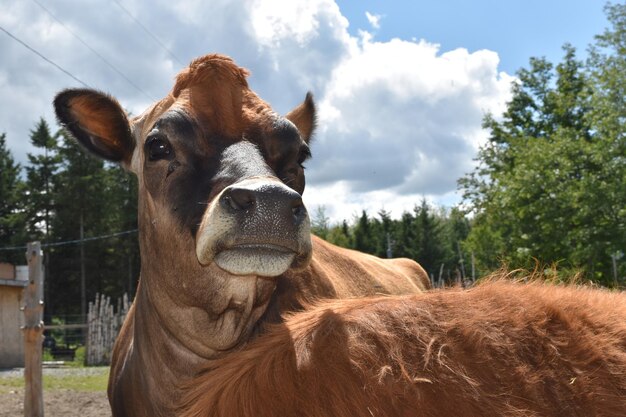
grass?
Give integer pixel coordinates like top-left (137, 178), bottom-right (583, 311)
top-left (0, 367), bottom-right (109, 394)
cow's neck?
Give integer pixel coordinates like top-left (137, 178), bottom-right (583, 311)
top-left (124, 265), bottom-right (278, 414)
top-left (129, 285), bottom-right (207, 414)
top-left (115, 198), bottom-right (282, 414)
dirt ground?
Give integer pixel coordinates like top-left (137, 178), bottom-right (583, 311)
top-left (0, 367), bottom-right (110, 417)
top-left (0, 389), bottom-right (110, 417)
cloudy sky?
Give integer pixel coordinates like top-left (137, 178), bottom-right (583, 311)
top-left (0, 0), bottom-right (608, 223)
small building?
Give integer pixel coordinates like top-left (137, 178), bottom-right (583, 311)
top-left (0, 262), bottom-right (28, 368)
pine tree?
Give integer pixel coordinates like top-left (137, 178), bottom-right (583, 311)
top-left (24, 119), bottom-right (60, 321)
top-left (326, 220), bottom-right (351, 248)
top-left (51, 131), bottom-right (113, 319)
top-left (0, 133), bottom-right (26, 263)
top-left (393, 211), bottom-right (416, 260)
top-left (413, 199), bottom-right (446, 278)
top-left (24, 118), bottom-right (60, 241)
top-left (352, 211), bottom-right (375, 253)
top-left (310, 206), bottom-right (330, 240)
top-left (378, 209), bottom-right (394, 258)
top-left (103, 164), bottom-right (139, 297)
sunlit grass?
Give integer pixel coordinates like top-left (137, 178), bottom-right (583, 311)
top-left (0, 367), bottom-right (109, 394)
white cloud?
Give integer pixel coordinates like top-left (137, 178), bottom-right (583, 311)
top-left (0, 0), bottom-right (513, 224)
top-left (306, 36), bottom-right (513, 221)
top-left (247, 0), bottom-right (354, 104)
top-left (365, 11), bottom-right (382, 29)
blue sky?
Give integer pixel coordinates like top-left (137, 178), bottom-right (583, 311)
top-left (337, 0), bottom-right (608, 75)
top-left (0, 0), bottom-right (614, 222)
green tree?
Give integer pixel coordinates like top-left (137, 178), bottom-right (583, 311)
top-left (2, 118), bottom-right (140, 321)
top-left (24, 118), bottom-right (60, 241)
top-left (588, 3), bottom-right (626, 140)
top-left (103, 165), bottom-right (139, 297)
top-left (393, 211), bottom-right (416, 260)
top-left (326, 220), bottom-right (351, 248)
top-left (460, 24), bottom-right (624, 284)
top-left (24, 119), bottom-right (60, 320)
top-left (412, 199), bottom-right (446, 278)
top-left (583, 2), bottom-right (626, 281)
top-left (378, 209), bottom-right (394, 258)
top-left (442, 206), bottom-right (472, 279)
top-left (50, 132), bottom-right (121, 318)
top-left (310, 206), bottom-right (330, 240)
top-left (316, 203), bottom-right (473, 284)
top-left (352, 211), bottom-right (372, 253)
top-left (40, 128), bottom-right (140, 320)
top-left (0, 133), bottom-right (26, 263)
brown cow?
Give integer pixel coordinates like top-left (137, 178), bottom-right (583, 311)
top-left (53, 54), bottom-right (429, 417)
top-left (179, 279), bottom-right (626, 417)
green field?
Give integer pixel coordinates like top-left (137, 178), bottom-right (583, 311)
top-left (0, 367), bottom-right (109, 394)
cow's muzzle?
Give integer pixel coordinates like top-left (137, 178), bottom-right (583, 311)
top-left (195, 177), bottom-right (312, 276)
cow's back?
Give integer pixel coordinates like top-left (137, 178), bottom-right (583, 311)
top-left (308, 235), bottom-right (430, 296)
top-left (268, 236), bottom-right (429, 313)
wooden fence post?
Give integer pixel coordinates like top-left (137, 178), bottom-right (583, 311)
top-left (24, 242), bottom-right (44, 417)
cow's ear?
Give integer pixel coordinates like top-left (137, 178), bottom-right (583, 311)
top-left (54, 89), bottom-right (134, 164)
top-left (286, 92), bottom-right (316, 143)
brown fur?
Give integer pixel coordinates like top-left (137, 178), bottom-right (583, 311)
top-left (62, 92), bottom-right (133, 163)
top-left (172, 54), bottom-right (249, 139)
top-left (179, 280), bottom-right (626, 417)
top-left (285, 92), bottom-right (316, 141)
top-left (55, 53), bottom-right (430, 417)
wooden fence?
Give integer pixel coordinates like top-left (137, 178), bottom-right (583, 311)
top-left (86, 293), bottom-right (130, 365)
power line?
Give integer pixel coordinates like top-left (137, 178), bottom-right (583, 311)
top-left (32, 0), bottom-right (155, 101)
top-left (0, 24), bottom-right (90, 88)
top-left (111, 0), bottom-right (185, 67)
top-left (0, 229), bottom-right (138, 252)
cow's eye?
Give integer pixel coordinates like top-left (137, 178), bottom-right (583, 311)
top-left (297, 146), bottom-right (311, 168)
top-left (146, 136), bottom-right (171, 161)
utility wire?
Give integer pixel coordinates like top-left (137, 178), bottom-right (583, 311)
top-left (0, 229), bottom-right (138, 252)
top-left (32, 0), bottom-right (155, 101)
top-left (0, 24), bottom-right (90, 88)
top-left (111, 0), bottom-right (185, 67)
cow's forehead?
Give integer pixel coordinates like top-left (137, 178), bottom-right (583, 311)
top-left (131, 54), bottom-right (279, 141)
top-left (172, 54), bottom-right (250, 97)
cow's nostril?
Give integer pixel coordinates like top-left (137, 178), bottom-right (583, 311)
top-left (222, 187), bottom-right (256, 212)
top-left (291, 200), bottom-right (306, 222)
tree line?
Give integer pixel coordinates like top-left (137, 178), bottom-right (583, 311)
top-left (1, 3), bottom-right (625, 321)
top-left (311, 203), bottom-right (472, 285)
top-left (0, 121), bottom-right (139, 322)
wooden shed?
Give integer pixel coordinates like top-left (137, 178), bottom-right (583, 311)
top-left (0, 262), bottom-right (28, 368)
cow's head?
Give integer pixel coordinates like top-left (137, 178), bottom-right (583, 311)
top-left (54, 54), bottom-right (315, 354)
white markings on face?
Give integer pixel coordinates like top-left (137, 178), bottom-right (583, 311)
top-left (195, 177), bottom-right (310, 277)
top-left (195, 192), bottom-right (235, 265)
